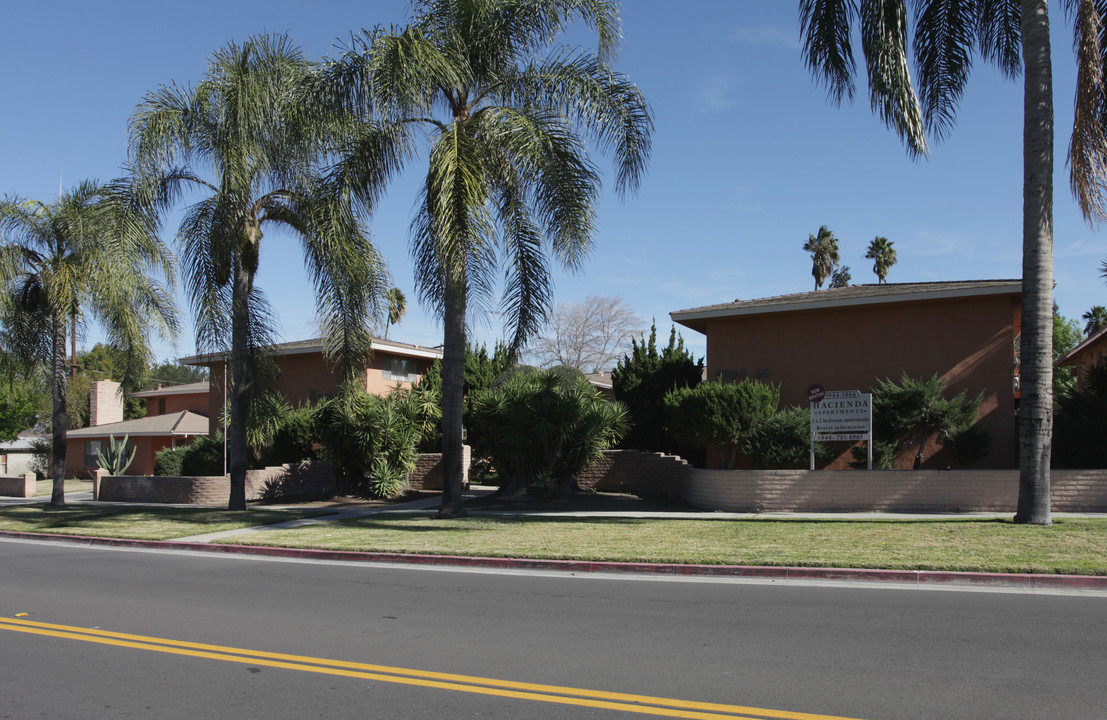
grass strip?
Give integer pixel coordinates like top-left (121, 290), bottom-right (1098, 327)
top-left (229, 514), bottom-right (1107, 576)
top-left (0, 506), bottom-right (334, 541)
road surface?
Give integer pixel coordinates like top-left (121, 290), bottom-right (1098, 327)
top-left (1, 538), bottom-right (1104, 719)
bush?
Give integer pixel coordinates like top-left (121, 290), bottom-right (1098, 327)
top-left (1053, 360), bottom-right (1107, 467)
top-left (314, 383), bottom-right (435, 498)
top-left (854, 373), bottom-right (988, 469)
top-left (742, 406), bottom-right (835, 469)
top-left (153, 433), bottom-right (225, 476)
top-left (468, 368), bottom-right (628, 497)
top-left (663, 380), bottom-right (779, 469)
top-left (154, 445), bottom-right (186, 476)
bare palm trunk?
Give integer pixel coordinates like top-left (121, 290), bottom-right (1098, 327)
top-left (227, 255), bottom-right (251, 511)
top-left (437, 278), bottom-right (468, 518)
top-left (50, 314), bottom-right (68, 507)
top-left (1015, 0), bottom-right (1053, 525)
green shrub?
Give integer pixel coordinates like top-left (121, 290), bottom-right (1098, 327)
top-left (858, 373), bottom-right (988, 469)
top-left (314, 383), bottom-right (434, 498)
top-left (154, 445), bottom-right (186, 476)
top-left (1053, 360), bottom-right (1107, 467)
top-left (468, 368), bottom-right (628, 497)
top-left (742, 406), bottom-right (835, 469)
top-left (153, 433), bottom-right (225, 476)
top-left (663, 380), bottom-right (779, 469)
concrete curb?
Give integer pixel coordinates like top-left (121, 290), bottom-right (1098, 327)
top-left (3, 529), bottom-right (1106, 591)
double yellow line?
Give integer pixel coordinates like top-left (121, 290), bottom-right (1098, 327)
top-left (0, 617), bottom-right (861, 720)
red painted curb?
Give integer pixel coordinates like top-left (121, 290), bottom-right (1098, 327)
top-left (3, 529), bottom-right (1106, 590)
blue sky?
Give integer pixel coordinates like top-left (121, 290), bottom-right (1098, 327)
top-left (2, 1), bottom-right (1104, 365)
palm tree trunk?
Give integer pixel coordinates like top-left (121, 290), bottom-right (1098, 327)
top-left (1015, 0), bottom-right (1053, 525)
top-left (437, 278), bottom-right (468, 518)
top-left (50, 314), bottom-right (68, 507)
top-left (227, 255), bottom-right (251, 511)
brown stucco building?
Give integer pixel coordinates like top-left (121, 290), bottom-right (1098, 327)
top-left (1059, 325), bottom-right (1107, 391)
top-left (181, 337), bottom-right (443, 427)
top-left (671, 280), bottom-right (1022, 469)
top-left (65, 337), bottom-right (443, 477)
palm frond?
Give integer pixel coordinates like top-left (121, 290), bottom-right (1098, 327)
top-left (912, 0), bottom-right (977, 140)
top-left (800, 0), bottom-right (858, 104)
top-left (859, 0), bottom-right (928, 157)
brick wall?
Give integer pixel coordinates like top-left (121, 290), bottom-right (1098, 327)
top-left (682, 468), bottom-right (1107, 513)
top-left (95, 461), bottom-right (336, 505)
top-left (0, 473), bottom-right (36, 498)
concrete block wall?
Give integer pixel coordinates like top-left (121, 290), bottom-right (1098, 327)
top-left (0, 472), bottom-right (36, 498)
top-left (407, 446), bottom-right (471, 491)
top-left (682, 468), bottom-right (1107, 513)
top-left (576, 450), bottom-right (691, 497)
top-left (96, 461), bottom-right (336, 505)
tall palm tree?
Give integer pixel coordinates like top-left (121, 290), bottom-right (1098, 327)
top-left (385, 287), bottom-right (407, 340)
top-left (324, 0), bottom-right (652, 517)
top-left (0, 180), bottom-right (178, 505)
top-left (129, 34), bottom-right (390, 510)
top-left (803, 225), bottom-right (840, 290)
top-left (865, 236), bottom-right (897, 284)
top-left (1083, 305), bottom-right (1107, 336)
top-left (800, 0), bottom-right (1107, 525)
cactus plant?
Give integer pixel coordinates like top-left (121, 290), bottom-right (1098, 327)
top-left (96, 434), bottom-right (136, 476)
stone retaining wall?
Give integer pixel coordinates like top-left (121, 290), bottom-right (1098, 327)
top-left (0, 473), bottom-right (36, 498)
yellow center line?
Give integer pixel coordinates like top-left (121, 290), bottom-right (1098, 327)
top-left (0, 617), bottom-right (863, 720)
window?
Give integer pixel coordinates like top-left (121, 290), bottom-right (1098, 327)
top-left (84, 440), bottom-right (104, 468)
top-left (382, 357), bottom-right (418, 384)
top-left (0, 454), bottom-right (7, 475)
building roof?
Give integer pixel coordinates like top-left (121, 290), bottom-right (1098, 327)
top-left (128, 381), bottom-right (210, 399)
top-left (1059, 325), bottom-right (1107, 367)
top-left (670, 280), bottom-right (1022, 333)
top-left (179, 337), bottom-right (444, 366)
top-left (66, 411), bottom-right (209, 439)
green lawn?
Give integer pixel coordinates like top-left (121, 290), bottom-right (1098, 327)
top-left (232, 514), bottom-right (1107, 576)
top-left (2, 505), bottom-right (1103, 575)
top-left (34, 478), bottom-right (93, 497)
top-left (0, 505), bottom-right (334, 541)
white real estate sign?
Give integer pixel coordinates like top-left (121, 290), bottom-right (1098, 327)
top-left (809, 389), bottom-right (873, 469)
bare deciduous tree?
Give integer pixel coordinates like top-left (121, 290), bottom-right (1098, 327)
top-left (527, 295), bottom-right (644, 373)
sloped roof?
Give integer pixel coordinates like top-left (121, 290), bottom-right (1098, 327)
top-left (671, 280), bottom-right (1021, 333)
top-left (180, 337), bottom-right (444, 366)
top-left (1059, 325), bottom-right (1107, 366)
top-left (129, 381), bottom-right (210, 399)
top-left (66, 411), bottom-right (209, 439)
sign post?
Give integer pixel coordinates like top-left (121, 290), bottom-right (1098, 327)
top-left (809, 388), bottom-right (873, 470)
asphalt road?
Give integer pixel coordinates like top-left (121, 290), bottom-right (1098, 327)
top-left (1, 538), bottom-right (1104, 720)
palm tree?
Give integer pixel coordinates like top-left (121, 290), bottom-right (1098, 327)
top-left (385, 287), bottom-right (407, 340)
top-left (799, 1), bottom-right (1107, 525)
top-left (324, 0), bottom-right (652, 517)
top-left (0, 180), bottom-right (178, 505)
top-left (803, 225), bottom-right (840, 290)
top-left (865, 236), bottom-right (897, 284)
top-left (129, 34), bottom-right (390, 510)
top-left (1083, 306), bottom-right (1107, 337)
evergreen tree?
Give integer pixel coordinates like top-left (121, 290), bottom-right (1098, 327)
top-left (611, 323), bottom-right (703, 457)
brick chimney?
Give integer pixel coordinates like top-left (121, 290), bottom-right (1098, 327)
top-left (90, 380), bottom-right (124, 426)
